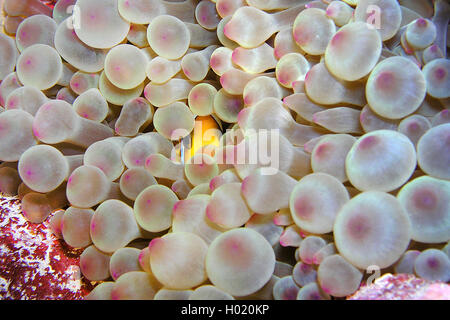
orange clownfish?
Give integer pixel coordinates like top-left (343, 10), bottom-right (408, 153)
top-left (176, 115), bottom-right (222, 163)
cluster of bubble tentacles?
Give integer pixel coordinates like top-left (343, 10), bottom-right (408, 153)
top-left (0, 0), bottom-right (449, 300)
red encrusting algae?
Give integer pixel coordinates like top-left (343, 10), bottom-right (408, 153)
top-left (0, 193), bottom-right (93, 299)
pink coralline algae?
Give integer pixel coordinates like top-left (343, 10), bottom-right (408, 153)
top-left (0, 194), bottom-right (93, 299)
top-left (348, 273), bottom-right (450, 300)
